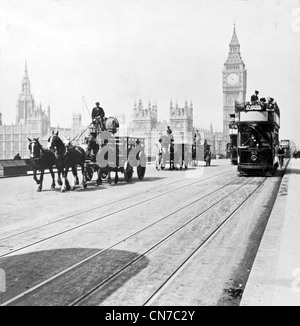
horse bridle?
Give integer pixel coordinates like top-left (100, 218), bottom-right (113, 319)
top-left (49, 135), bottom-right (70, 158)
top-left (48, 135), bottom-right (56, 152)
top-left (29, 140), bottom-right (43, 160)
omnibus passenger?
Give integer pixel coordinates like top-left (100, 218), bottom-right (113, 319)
top-left (251, 90), bottom-right (259, 103)
top-left (243, 134), bottom-right (259, 148)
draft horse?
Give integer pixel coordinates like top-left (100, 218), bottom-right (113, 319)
top-left (48, 131), bottom-right (87, 192)
top-left (27, 137), bottom-right (59, 192)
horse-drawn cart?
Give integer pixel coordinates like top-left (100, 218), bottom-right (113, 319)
top-left (155, 134), bottom-right (190, 170)
top-left (83, 135), bottom-right (146, 185)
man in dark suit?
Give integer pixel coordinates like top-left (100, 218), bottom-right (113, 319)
top-left (250, 90), bottom-right (259, 103)
top-left (91, 102), bottom-right (106, 131)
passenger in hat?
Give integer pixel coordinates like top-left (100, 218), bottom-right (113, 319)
top-left (260, 97), bottom-right (267, 109)
top-left (91, 102), bottom-right (106, 132)
top-left (244, 134), bottom-right (260, 148)
top-left (251, 90), bottom-right (259, 103)
top-left (267, 97), bottom-right (275, 110)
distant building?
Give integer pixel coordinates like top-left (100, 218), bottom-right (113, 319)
top-left (128, 99), bottom-right (216, 160)
top-left (129, 99), bottom-right (159, 159)
top-left (0, 62), bottom-right (85, 159)
top-left (169, 100), bottom-right (193, 144)
top-left (127, 26), bottom-right (247, 159)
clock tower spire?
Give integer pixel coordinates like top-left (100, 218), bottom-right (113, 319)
top-left (222, 25), bottom-right (247, 141)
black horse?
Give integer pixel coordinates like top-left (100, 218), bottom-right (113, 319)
top-left (28, 137), bottom-right (59, 192)
top-left (48, 131), bottom-right (87, 192)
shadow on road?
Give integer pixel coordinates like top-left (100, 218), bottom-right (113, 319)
top-left (0, 247), bottom-right (149, 306)
top-left (285, 168), bottom-right (300, 175)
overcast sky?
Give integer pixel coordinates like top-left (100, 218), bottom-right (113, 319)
top-left (0, 0), bottom-right (300, 144)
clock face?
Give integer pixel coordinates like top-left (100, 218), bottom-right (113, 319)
top-left (227, 73), bottom-right (239, 86)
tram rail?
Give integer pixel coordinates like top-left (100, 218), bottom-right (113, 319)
top-left (1, 174), bottom-right (264, 306)
top-left (0, 165), bottom-right (233, 242)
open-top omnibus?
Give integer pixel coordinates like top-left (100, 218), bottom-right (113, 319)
top-left (234, 99), bottom-right (280, 176)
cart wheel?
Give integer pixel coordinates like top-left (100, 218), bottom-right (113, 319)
top-left (138, 151), bottom-right (146, 165)
top-left (137, 165), bottom-right (146, 180)
top-left (101, 172), bottom-right (108, 179)
top-left (124, 161), bottom-right (133, 182)
top-left (137, 151), bottom-right (146, 180)
top-left (85, 166), bottom-right (93, 181)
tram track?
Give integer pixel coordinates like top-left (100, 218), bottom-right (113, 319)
top-left (0, 166), bottom-right (234, 248)
top-left (1, 175), bottom-right (259, 306)
top-left (74, 177), bottom-right (268, 306)
top-left (72, 177), bottom-right (260, 307)
top-left (142, 177), bottom-right (268, 306)
top-left (0, 164), bottom-right (233, 236)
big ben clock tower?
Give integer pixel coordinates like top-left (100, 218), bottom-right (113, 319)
top-left (223, 25), bottom-right (247, 141)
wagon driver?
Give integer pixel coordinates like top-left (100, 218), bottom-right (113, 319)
top-left (92, 102), bottom-right (106, 132)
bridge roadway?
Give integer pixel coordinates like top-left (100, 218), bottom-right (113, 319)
top-left (0, 159), bottom-right (285, 306)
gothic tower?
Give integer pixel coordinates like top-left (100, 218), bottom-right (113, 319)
top-left (132, 99), bottom-right (157, 133)
top-left (16, 61), bottom-right (35, 125)
top-left (169, 100), bottom-right (193, 133)
top-left (16, 61), bottom-right (51, 134)
top-left (131, 99), bottom-right (158, 161)
top-left (169, 99), bottom-right (193, 144)
top-left (223, 25), bottom-right (247, 140)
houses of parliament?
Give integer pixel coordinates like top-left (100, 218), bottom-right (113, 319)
top-left (0, 62), bottom-right (83, 160)
top-left (0, 26), bottom-right (247, 160)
